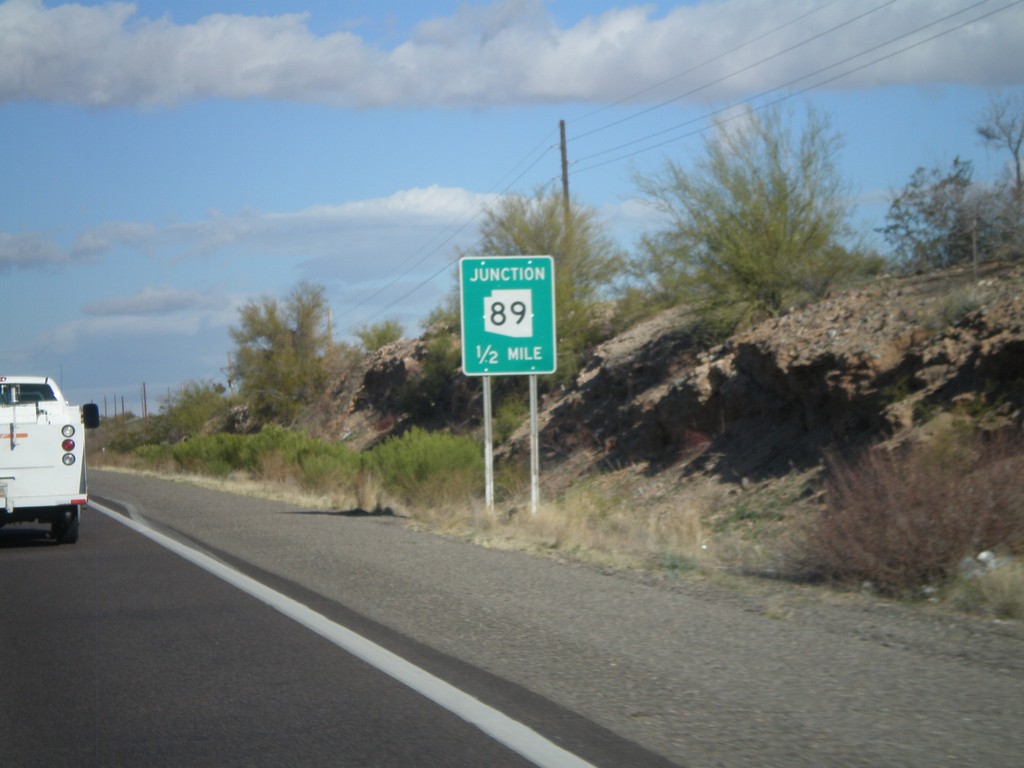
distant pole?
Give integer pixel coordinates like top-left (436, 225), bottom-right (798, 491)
top-left (226, 352), bottom-right (235, 395)
top-left (559, 119), bottom-right (570, 220)
top-left (559, 118), bottom-right (574, 336)
top-left (142, 382), bottom-right (148, 423)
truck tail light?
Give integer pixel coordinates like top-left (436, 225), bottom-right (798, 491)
top-left (62, 438), bottom-right (76, 452)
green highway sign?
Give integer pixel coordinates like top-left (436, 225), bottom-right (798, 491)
top-left (459, 256), bottom-right (557, 376)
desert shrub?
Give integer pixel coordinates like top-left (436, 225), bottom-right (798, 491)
top-left (794, 430), bottom-right (1024, 594)
top-left (131, 443), bottom-right (175, 470)
top-left (354, 319), bottom-right (404, 352)
top-left (170, 433), bottom-right (250, 476)
top-left (155, 380), bottom-right (231, 442)
top-left (99, 418), bottom-right (158, 454)
top-left (296, 449), bottom-right (360, 492)
top-left (367, 427), bottom-right (483, 507)
top-left (245, 425), bottom-right (317, 472)
top-left (163, 425), bottom-right (361, 491)
top-left (123, 421), bottom-right (480, 510)
top-left (292, 438), bottom-right (360, 491)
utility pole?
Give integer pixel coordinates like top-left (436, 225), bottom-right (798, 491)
top-left (559, 119), bottom-right (570, 220)
top-left (559, 118), bottom-right (575, 311)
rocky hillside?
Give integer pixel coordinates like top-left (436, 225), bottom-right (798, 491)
top-left (320, 262), bottom-right (1024, 489)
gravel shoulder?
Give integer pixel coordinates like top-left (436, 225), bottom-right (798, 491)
top-left (90, 469), bottom-right (1024, 768)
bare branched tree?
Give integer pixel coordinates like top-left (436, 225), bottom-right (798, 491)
top-left (976, 91), bottom-right (1024, 200)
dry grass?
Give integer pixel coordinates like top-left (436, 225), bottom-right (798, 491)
top-left (97, 464), bottom-right (357, 510)
top-left (408, 471), bottom-right (737, 576)
top-left (947, 561), bottom-right (1024, 620)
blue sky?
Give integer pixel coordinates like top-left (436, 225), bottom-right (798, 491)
top-left (3, 0), bottom-right (1023, 413)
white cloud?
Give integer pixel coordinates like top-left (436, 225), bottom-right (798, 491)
top-left (20, 301), bottom-right (230, 363)
top-left (2, 0), bottom-right (1022, 108)
top-left (4, 185), bottom-right (495, 269)
top-left (81, 285), bottom-right (225, 316)
top-left (166, 185), bottom-right (497, 266)
top-left (275, 185), bottom-right (499, 224)
top-left (0, 231), bottom-right (66, 268)
top-left (71, 222), bottom-right (157, 260)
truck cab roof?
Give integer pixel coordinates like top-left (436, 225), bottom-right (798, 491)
top-left (0, 376), bottom-right (65, 405)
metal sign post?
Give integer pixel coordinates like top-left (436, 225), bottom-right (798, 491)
top-left (460, 256), bottom-right (556, 515)
top-left (482, 375), bottom-right (494, 510)
top-left (529, 374), bottom-right (540, 515)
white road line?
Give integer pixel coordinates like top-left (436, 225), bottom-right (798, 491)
top-left (91, 501), bottom-right (597, 768)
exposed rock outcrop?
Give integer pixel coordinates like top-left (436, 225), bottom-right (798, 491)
top-left (325, 263), bottom-right (1024, 485)
top-left (525, 264), bottom-right (1024, 482)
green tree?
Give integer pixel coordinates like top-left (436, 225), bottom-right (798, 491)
top-left (230, 281), bottom-right (331, 423)
top-left (157, 380), bottom-right (229, 441)
top-left (633, 105), bottom-right (872, 338)
top-left (461, 187), bottom-right (624, 378)
top-left (355, 319), bottom-right (404, 352)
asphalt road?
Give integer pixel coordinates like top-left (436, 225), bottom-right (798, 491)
top-left (4, 469), bottom-right (1023, 767)
top-left (0, 513), bottom-right (552, 767)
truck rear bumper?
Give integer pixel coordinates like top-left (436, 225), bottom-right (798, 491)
top-left (1, 500), bottom-right (85, 524)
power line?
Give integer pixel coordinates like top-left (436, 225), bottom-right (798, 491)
top-left (570, 0), bottom-right (896, 142)
top-left (570, 0), bottom-right (995, 167)
top-left (569, 0), bottom-right (847, 131)
top-left (570, 0), bottom-right (1017, 174)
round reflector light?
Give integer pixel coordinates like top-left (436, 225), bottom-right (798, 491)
top-left (62, 439), bottom-right (76, 452)
top-left (62, 424), bottom-right (76, 438)
top-left (62, 453), bottom-right (76, 466)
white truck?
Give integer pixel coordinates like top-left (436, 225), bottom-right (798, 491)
top-left (1, 376), bottom-right (100, 544)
